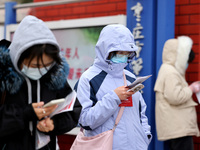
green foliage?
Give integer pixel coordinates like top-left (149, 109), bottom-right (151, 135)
top-left (20, 0), bottom-right (33, 3)
top-left (83, 26), bottom-right (104, 44)
top-left (13, 0), bottom-right (33, 4)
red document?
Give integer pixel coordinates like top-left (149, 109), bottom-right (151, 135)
top-left (119, 96), bottom-right (133, 107)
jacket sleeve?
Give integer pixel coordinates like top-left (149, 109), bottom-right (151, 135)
top-left (48, 81), bottom-right (82, 135)
top-left (139, 93), bottom-right (152, 142)
top-left (0, 101), bottom-right (38, 137)
top-left (163, 73), bottom-right (193, 105)
top-left (77, 75), bottom-right (121, 130)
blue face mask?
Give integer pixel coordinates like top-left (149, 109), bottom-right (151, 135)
top-left (110, 54), bottom-right (128, 63)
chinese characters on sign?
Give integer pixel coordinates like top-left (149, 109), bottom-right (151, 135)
top-left (61, 47), bottom-right (87, 80)
top-left (131, 2), bottom-right (144, 75)
top-left (52, 28), bottom-right (98, 88)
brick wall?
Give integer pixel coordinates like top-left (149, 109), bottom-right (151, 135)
top-left (31, 0), bottom-right (126, 21)
top-left (175, 0), bottom-right (200, 82)
top-left (31, 0), bottom-right (200, 149)
top-left (175, 0), bottom-right (200, 149)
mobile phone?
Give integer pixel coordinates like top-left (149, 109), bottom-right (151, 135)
top-left (43, 98), bottom-right (65, 108)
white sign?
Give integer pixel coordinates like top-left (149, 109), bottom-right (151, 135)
top-left (52, 27), bottom-right (101, 88)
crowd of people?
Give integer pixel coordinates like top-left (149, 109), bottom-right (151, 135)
top-left (0, 15), bottom-right (199, 150)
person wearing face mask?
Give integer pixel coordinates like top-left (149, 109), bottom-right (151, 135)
top-left (0, 15), bottom-right (82, 150)
top-left (74, 24), bottom-right (152, 150)
top-left (154, 36), bottom-right (200, 150)
top-left (21, 61), bottom-right (55, 80)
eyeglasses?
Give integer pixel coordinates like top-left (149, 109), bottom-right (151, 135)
top-left (116, 51), bottom-right (136, 58)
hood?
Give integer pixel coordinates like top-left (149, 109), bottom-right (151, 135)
top-left (9, 15), bottom-right (60, 73)
top-left (1, 16), bottom-right (69, 94)
top-left (93, 24), bottom-right (138, 76)
top-left (162, 36), bottom-right (192, 75)
top-left (0, 45), bottom-right (69, 94)
top-left (0, 41), bottom-right (69, 94)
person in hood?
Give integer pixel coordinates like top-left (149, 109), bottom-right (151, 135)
top-left (154, 36), bottom-right (200, 150)
top-left (75, 24), bottom-right (152, 150)
top-left (0, 15), bottom-right (82, 150)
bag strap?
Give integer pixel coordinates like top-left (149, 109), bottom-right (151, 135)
top-left (113, 107), bottom-right (124, 130)
top-left (80, 72), bottom-right (127, 132)
top-left (112, 72), bottom-right (127, 130)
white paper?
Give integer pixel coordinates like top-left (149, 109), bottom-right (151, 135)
top-left (36, 90), bottom-right (77, 149)
top-left (50, 90), bottom-right (77, 117)
top-left (196, 92), bottom-right (200, 104)
top-left (127, 75), bottom-right (152, 89)
top-left (43, 98), bottom-right (65, 108)
top-left (127, 83), bottom-right (144, 92)
top-left (36, 132), bottom-right (50, 149)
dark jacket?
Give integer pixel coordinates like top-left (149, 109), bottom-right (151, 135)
top-left (0, 78), bottom-right (81, 150)
top-left (0, 16), bottom-right (82, 150)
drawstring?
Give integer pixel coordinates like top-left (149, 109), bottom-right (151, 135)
top-left (123, 72), bottom-right (127, 86)
top-left (108, 61), bottom-right (113, 70)
top-left (2, 144), bottom-right (6, 150)
top-left (37, 80), bottom-right (41, 102)
top-left (25, 77), bottom-right (32, 104)
top-left (36, 80), bottom-right (41, 149)
top-left (24, 78), bottom-right (41, 138)
top-left (25, 77), bottom-right (33, 135)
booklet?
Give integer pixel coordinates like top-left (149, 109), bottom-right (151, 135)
top-left (127, 83), bottom-right (144, 92)
top-left (126, 75), bottom-right (152, 90)
top-left (119, 96), bottom-right (133, 107)
top-left (49, 90), bottom-right (77, 117)
top-left (119, 75), bottom-right (152, 107)
top-left (43, 98), bottom-right (65, 108)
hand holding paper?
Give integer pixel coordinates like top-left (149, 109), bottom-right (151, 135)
top-left (189, 81), bottom-right (200, 93)
top-left (36, 90), bottom-right (77, 149)
top-left (127, 83), bottom-right (144, 92)
top-left (119, 75), bottom-right (151, 107)
top-left (192, 81), bottom-right (200, 104)
top-left (43, 99), bottom-right (65, 108)
top-left (49, 90), bottom-right (77, 117)
top-left (126, 75), bottom-right (152, 92)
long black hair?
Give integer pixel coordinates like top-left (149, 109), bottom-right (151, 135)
top-left (18, 44), bottom-right (62, 69)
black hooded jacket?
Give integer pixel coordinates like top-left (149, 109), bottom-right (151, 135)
top-left (0, 16), bottom-right (82, 150)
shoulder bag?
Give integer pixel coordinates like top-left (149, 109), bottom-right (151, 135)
top-left (70, 72), bottom-right (127, 150)
top-left (70, 107), bottom-right (124, 150)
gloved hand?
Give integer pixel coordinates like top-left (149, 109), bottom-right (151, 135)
top-left (189, 81), bottom-right (200, 93)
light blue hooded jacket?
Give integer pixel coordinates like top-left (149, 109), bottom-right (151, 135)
top-left (76, 24), bottom-right (152, 150)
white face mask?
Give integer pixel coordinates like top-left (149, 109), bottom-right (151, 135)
top-left (21, 64), bottom-right (53, 80)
